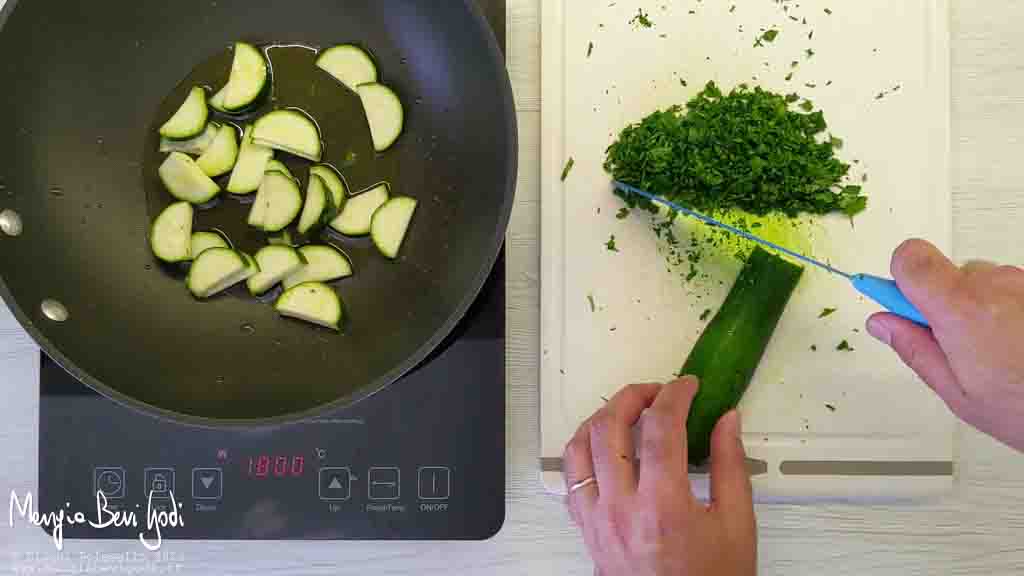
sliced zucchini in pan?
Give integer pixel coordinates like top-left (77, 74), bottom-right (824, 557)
top-left (209, 88), bottom-right (228, 112)
top-left (257, 171), bottom-right (304, 233)
top-left (357, 83), bottom-right (404, 152)
top-left (227, 126), bottom-right (274, 195)
top-left (241, 252), bottom-right (260, 278)
top-left (275, 282), bottom-right (343, 330)
top-left (159, 122), bottom-right (220, 155)
top-left (211, 42), bottom-right (269, 112)
top-left (246, 245), bottom-right (306, 295)
top-left (265, 159), bottom-right (294, 180)
top-left (190, 230), bottom-right (231, 257)
top-left (282, 245), bottom-right (354, 290)
top-left (187, 248), bottom-right (254, 299)
top-left (159, 152), bottom-right (221, 204)
top-left (159, 87), bottom-right (209, 140)
top-left (196, 124), bottom-right (240, 177)
top-left (371, 197), bottom-right (418, 259)
top-left (330, 183), bottom-right (389, 236)
top-left (315, 45), bottom-right (378, 92)
top-left (247, 175), bottom-right (271, 229)
top-left (309, 164), bottom-right (348, 209)
top-left (252, 109), bottom-right (323, 162)
top-left (297, 174), bottom-right (337, 235)
top-left (150, 202), bottom-right (194, 263)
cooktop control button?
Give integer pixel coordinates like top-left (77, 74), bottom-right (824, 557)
top-left (143, 468), bottom-right (175, 500)
top-left (418, 467), bottom-right (451, 501)
top-left (319, 467), bottom-right (352, 501)
top-left (192, 468), bottom-right (223, 501)
top-left (93, 467), bottom-right (126, 499)
top-left (368, 467), bottom-right (401, 501)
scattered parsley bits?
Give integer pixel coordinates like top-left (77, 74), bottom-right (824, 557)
top-left (630, 8), bottom-right (654, 28)
top-left (587, 42), bottom-right (594, 57)
top-left (699, 308), bottom-right (713, 321)
top-left (587, 294), bottom-right (596, 312)
top-left (606, 234), bottom-right (619, 252)
top-left (755, 29), bottom-right (779, 47)
top-left (605, 82), bottom-right (866, 217)
top-left (616, 207), bottom-right (631, 220)
top-left (819, 307), bottom-right (838, 318)
top-left (836, 340), bottom-right (854, 352)
top-left (561, 157), bottom-right (575, 182)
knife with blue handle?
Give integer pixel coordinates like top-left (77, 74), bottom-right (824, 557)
top-left (612, 181), bottom-right (930, 327)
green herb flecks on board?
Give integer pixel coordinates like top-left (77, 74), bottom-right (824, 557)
top-left (561, 157), bottom-right (575, 182)
top-left (630, 8), bottom-right (654, 29)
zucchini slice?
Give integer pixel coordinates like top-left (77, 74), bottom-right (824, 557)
top-left (190, 230), bottom-right (231, 257)
top-left (282, 245), bottom-right (354, 290)
top-left (357, 83), bottom-right (404, 152)
top-left (258, 171), bottom-right (304, 233)
top-left (309, 164), bottom-right (348, 209)
top-left (209, 87), bottom-right (228, 112)
top-left (159, 122), bottom-right (219, 155)
top-left (158, 152), bottom-right (221, 204)
top-left (315, 45), bottom-right (378, 92)
top-left (330, 183), bottom-right (389, 236)
top-left (370, 196), bottom-right (418, 259)
top-left (297, 174), bottom-right (337, 235)
top-left (212, 42), bottom-right (269, 112)
top-left (241, 252), bottom-right (260, 277)
top-left (683, 247), bottom-right (804, 465)
top-left (150, 202), bottom-right (194, 263)
top-left (227, 126), bottom-right (274, 195)
top-left (252, 109), bottom-right (323, 162)
top-left (187, 248), bottom-right (253, 299)
top-left (159, 87), bottom-right (209, 140)
top-left (247, 174), bottom-right (271, 228)
top-left (246, 245), bottom-right (306, 295)
top-left (265, 159), bottom-right (294, 179)
top-left (196, 124), bottom-right (240, 177)
top-left (275, 282), bottom-right (343, 330)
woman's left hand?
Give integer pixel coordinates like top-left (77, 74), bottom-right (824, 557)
top-left (563, 377), bottom-right (757, 576)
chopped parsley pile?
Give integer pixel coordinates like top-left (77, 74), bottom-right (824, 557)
top-left (604, 81), bottom-right (867, 218)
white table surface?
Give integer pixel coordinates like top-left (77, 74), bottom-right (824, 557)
top-left (2, 1), bottom-right (1024, 574)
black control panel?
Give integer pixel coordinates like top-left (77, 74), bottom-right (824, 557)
top-left (38, 253), bottom-right (505, 541)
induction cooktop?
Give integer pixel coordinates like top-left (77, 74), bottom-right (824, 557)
top-left (37, 0), bottom-right (508, 541)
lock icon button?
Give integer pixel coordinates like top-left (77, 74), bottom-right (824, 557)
top-left (144, 468), bottom-right (175, 499)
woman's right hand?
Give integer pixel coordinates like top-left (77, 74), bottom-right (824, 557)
top-left (867, 239), bottom-right (1024, 451)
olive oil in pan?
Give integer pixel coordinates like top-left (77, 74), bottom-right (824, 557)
top-left (144, 43), bottom-right (398, 260)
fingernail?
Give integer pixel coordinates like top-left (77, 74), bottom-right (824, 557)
top-left (867, 316), bottom-right (893, 346)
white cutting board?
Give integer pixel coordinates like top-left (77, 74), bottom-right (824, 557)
top-left (540, 0), bottom-right (954, 501)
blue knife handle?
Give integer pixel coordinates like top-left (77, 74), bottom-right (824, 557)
top-left (850, 275), bottom-right (930, 327)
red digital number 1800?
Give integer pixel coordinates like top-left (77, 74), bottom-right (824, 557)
top-left (247, 455), bottom-right (305, 478)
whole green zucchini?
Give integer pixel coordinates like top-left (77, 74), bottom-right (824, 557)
top-left (683, 247), bottom-right (804, 465)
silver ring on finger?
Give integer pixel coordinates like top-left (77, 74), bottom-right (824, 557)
top-left (568, 476), bottom-right (597, 494)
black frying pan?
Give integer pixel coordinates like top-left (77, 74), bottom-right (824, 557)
top-left (0, 0), bottom-right (516, 425)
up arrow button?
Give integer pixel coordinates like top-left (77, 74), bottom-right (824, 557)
top-left (319, 467), bottom-right (352, 501)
